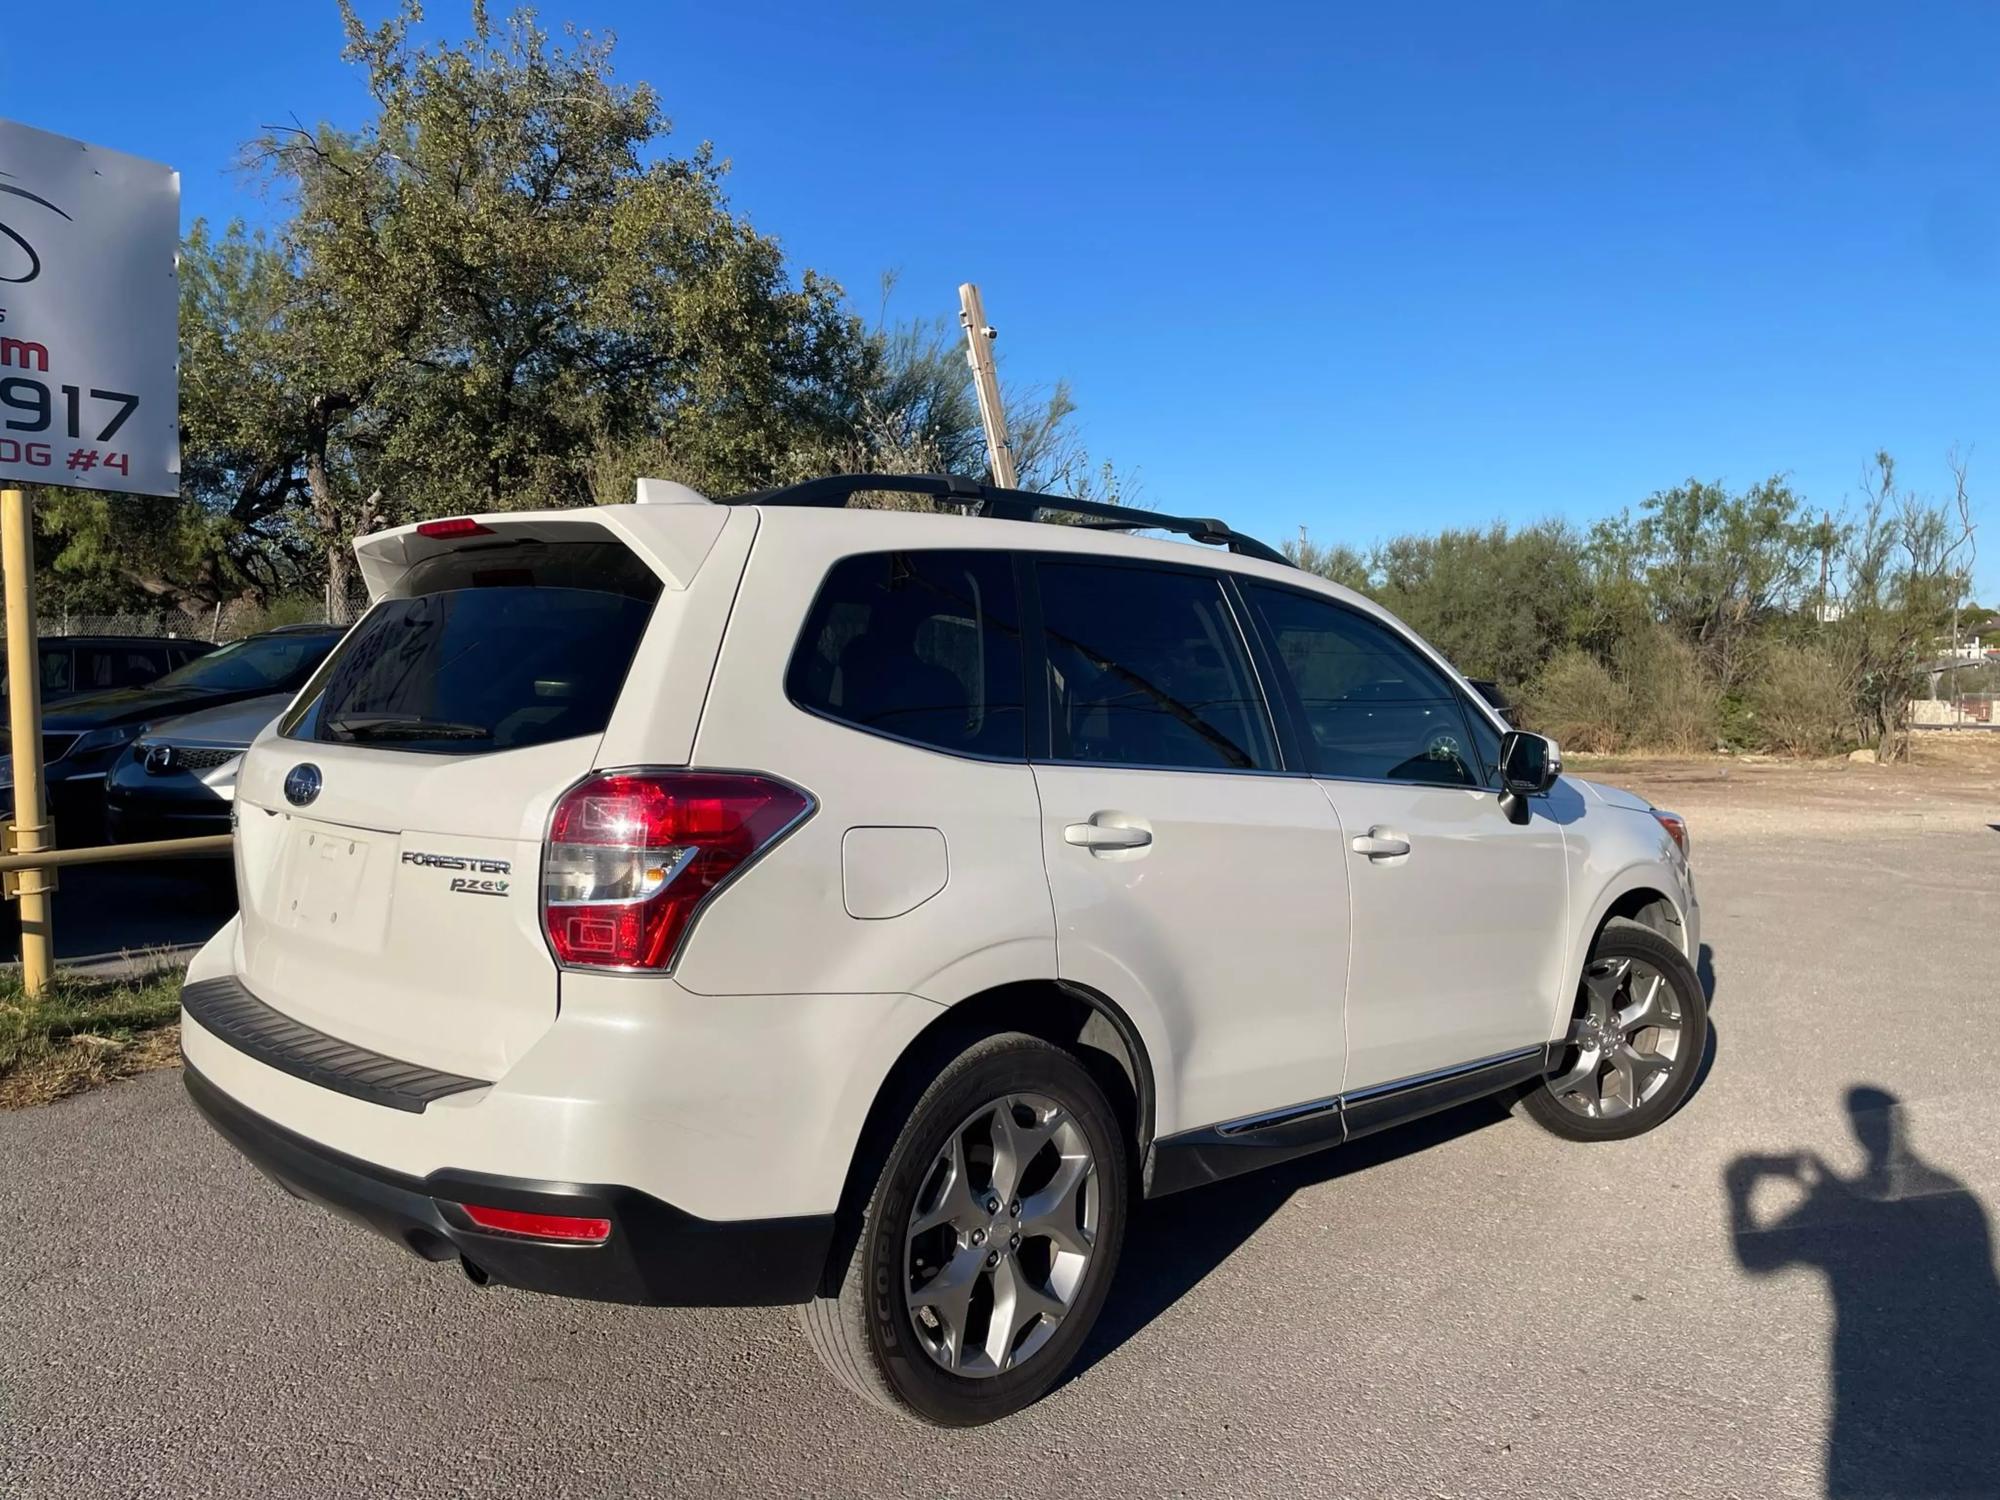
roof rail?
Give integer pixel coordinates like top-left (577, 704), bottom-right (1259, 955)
top-left (725, 473), bottom-right (1293, 568)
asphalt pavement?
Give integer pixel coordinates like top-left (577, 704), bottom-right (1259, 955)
top-left (3, 819), bottom-right (1998, 1497)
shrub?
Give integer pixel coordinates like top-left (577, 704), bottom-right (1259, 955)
top-left (1523, 649), bottom-right (1633, 753)
top-left (1620, 627), bottom-right (1722, 753)
top-left (1748, 643), bottom-right (1854, 756)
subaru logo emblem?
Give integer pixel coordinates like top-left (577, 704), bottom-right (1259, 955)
top-left (284, 763), bottom-right (322, 807)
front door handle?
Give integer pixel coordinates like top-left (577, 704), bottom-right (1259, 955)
top-left (1064, 820), bottom-right (1153, 851)
top-left (1351, 827), bottom-right (1411, 859)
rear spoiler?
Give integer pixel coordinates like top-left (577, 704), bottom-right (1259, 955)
top-left (352, 484), bottom-right (732, 603)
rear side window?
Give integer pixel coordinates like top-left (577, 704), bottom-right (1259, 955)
top-left (1038, 561), bottom-right (1276, 772)
top-left (1242, 584), bottom-right (1483, 787)
top-left (282, 539), bottom-right (661, 756)
top-left (78, 646), bottom-right (163, 689)
top-left (787, 550), bottom-right (1025, 758)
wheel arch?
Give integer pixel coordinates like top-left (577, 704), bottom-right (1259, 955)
top-left (1553, 866), bottom-right (1695, 1042)
top-left (816, 978), bottom-right (1157, 1298)
top-left (1598, 885), bottom-right (1688, 952)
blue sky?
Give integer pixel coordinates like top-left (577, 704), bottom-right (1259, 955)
top-left (7, 1), bottom-right (1996, 597)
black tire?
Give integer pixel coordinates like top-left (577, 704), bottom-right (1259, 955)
top-left (1516, 922), bottom-right (1708, 1142)
top-left (800, 1031), bottom-right (1130, 1426)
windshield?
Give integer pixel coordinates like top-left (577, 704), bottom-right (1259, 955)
top-left (153, 634), bottom-right (338, 693)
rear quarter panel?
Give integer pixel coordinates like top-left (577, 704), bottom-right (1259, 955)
top-left (670, 518), bottom-right (1058, 1005)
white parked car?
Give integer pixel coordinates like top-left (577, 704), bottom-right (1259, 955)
top-left (180, 474), bottom-right (1705, 1426)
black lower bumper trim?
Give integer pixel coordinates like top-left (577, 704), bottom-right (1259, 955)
top-left (183, 975), bottom-right (490, 1114)
top-left (184, 1062), bottom-right (834, 1307)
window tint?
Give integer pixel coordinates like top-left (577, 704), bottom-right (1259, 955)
top-left (284, 543), bottom-right (659, 756)
top-left (158, 633), bottom-right (338, 693)
top-left (78, 647), bottom-right (163, 690)
top-left (1460, 696), bottom-right (1504, 785)
top-left (1243, 584), bottom-right (1483, 787)
top-left (787, 550), bottom-right (1024, 758)
top-left (1038, 562), bottom-right (1275, 771)
top-left (40, 648), bottom-right (70, 694)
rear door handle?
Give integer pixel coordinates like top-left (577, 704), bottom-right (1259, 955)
top-left (1351, 827), bottom-right (1411, 859)
top-left (1064, 820), bottom-right (1153, 851)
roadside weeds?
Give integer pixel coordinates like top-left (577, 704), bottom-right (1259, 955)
top-left (0, 967), bottom-right (183, 1109)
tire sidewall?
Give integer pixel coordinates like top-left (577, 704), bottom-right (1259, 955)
top-left (860, 1036), bottom-right (1128, 1425)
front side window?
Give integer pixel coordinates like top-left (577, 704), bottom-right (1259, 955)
top-left (1038, 561), bottom-right (1276, 772)
top-left (1243, 584), bottom-right (1483, 787)
top-left (787, 549), bottom-right (1025, 758)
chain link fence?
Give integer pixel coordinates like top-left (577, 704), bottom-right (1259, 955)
top-left (20, 584), bottom-right (369, 644)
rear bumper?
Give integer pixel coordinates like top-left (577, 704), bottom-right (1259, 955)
top-left (185, 1061), bottom-right (834, 1306)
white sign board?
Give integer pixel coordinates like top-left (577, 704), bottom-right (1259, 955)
top-left (0, 120), bottom-right (178, 497)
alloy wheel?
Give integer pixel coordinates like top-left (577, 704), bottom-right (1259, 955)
top-left (1544, 956), bottom-right (1685, 1119)
top-left (902, 1092), bottom-right (1099, 1377)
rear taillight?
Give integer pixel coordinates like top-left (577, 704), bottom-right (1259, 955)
top-left (541, 771), bottom-right (812, 971)
top-left (1652, 809), bottom-right (1689, 858)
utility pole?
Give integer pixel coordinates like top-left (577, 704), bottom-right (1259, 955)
top-left (1817, 510), bottom-right (1832, 622)
top-left (957, 283), bottom-right (1018, 489)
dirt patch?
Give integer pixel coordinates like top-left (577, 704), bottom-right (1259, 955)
top-left (1570, 733), bottom-right (2000, 842)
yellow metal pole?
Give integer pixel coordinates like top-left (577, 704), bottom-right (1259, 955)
top-left (2, 488), bottom-right (54, 995)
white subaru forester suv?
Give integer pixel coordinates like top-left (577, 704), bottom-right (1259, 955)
top-left (181, 473), bottom-right (1705, 1426)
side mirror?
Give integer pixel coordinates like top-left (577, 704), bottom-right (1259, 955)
top-left (1498, 730), bottom-right (1561, 804)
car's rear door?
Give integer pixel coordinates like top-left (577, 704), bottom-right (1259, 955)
top-left (1237, 582), bottom-right (1568, 1095)
top-left (1026, 555), bottom-right (1350, 1138)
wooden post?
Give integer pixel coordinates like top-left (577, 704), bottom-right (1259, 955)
top-left (957, 283), bottom-right (1018, 490)
top-left (2, 487), bottom-right (54, 994)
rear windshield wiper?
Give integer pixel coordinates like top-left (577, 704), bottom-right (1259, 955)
top-left (324, 713), bottom-right (493, 742)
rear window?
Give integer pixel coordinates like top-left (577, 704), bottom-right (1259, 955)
top-left (281, 539), bottom-right (661, 756)
top-left (787, 549), bottom-right (1025, 759)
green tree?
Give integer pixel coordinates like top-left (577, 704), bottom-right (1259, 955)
top-left (1285, 533), bottom-right (1372, 592)
top-left (38, 220), bottom-right (320, 614)
top-left (1609, 476), bottom-right (1837, 691)
top-left (251, 0), bottom-right (872, 604)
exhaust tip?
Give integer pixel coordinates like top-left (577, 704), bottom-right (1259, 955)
top-left (460, 1255), bottom-right (492, 1288)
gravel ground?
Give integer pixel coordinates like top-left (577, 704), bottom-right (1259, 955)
top-left (2, 758), bottom-right (1997, 1498)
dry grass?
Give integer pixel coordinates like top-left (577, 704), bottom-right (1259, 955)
top-left (0, 967), bottom-right (184, 1109)
top-left (1568, 731), bottom-right (2000, 842)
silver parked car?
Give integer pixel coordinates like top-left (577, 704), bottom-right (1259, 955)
top-left (103, 693), bottom-right (292, 846)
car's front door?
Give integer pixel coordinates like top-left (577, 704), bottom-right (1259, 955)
top-left (1238, 582), bottom-right (1569, 1095)
top-left (1027, 556), bottom-right (1351, 1137)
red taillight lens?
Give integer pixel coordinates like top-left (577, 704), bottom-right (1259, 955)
top-left (542, 771), bottom-right (812, 971)
top-left (416, 517), bottom-right (493, 539)
top-left (1653, 809), bottom-right (1689, 857)
top-left (461, 1204), bottom-right (612, 1243)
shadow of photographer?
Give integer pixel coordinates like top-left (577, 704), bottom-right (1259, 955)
top-left (1726, 1086), bottom-right (2000, 1497)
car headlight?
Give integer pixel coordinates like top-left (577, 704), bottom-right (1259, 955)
top-left (68, 724), bottom-right (145, 760)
